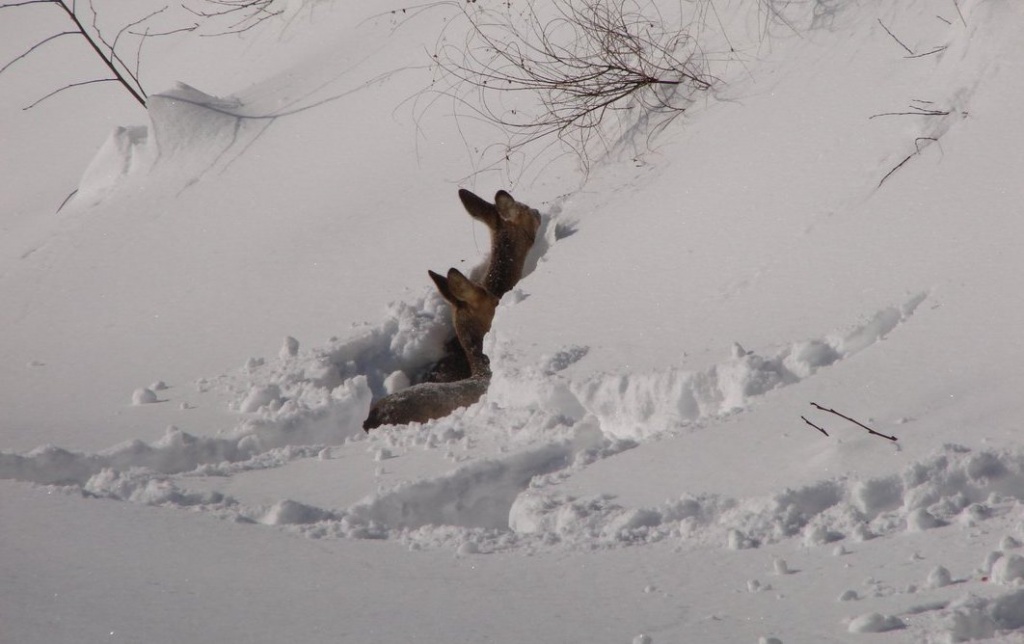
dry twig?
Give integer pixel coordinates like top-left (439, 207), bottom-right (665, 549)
top-left (877, 19), bottom-right (913, 56)
top-left (801, 416), bottom-right (829, 437)
top-left (809, 402), bottom-right (898, 441)
top-left (1, 0), bottom-right (280, 109)
top-left (878, 136), bottom-right (938, 187)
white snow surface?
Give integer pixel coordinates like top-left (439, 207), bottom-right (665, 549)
top-left (3, 0), bottom-right (1024, 642)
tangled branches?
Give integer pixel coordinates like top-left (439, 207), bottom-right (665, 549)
top-left (0, 0), bottom-right (281, 109)
top-left (184, 0), bottom-right (282, 36)
top-left (427, 0), bottom-right (720, 171)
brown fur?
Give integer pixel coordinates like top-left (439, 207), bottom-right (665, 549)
top-left (423, 189), bottom-right (541, 383)
top-left (363, 268), bottom-right (498, 431)
top-left (458, 189), bottom-right (542, 298)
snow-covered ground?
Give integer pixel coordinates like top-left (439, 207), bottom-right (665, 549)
top-left (3, 0), bottom-right (1024, 641)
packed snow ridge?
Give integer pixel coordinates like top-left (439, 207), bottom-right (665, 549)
top-left (1, 275), bottom-right (925, 485)
top-left (0, 280), bottom-right (1011, 559)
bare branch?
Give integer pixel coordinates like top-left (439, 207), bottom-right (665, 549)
top-left (809, 403), bottom-right (898, 442)
top-left (878, 152), bottom-right (914, 187)
top-left (183, 0), bottom-right (282, 35)
top-left (905, 46), bottom-right (946, 59)
top-left (878, 136), bottom-right (938, 187)
top-left (86, 0), bottom-right (147, 100)
top-left (50, 0), bottom-right (148, 106)
top-left (0, 30), bottom-right (76, 77)
top-left (129, 23), bottom-right (198, 37)
top-left (23, 77), bottom-right (118, 109)
top-left (869, 109), bottom-right (949, 119)
top-left (421, 0), bottom-right (719, 171)
top-left (877, 19), bottom-right (913, 56)
top-left (56, 188), bottom-right (78, 213)
top-left (952, 0), bottom-right (966, 27)
top-left (3, 0), bottom-right (282, 111)
top-left (801, 416), bottom-right (829, 437)
top-left (0, 0), bottom-right (58, 8)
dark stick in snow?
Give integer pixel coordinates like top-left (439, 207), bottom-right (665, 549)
top-left (810, 402), bottom-right (898, 441)
top-left (801, 416), bottom-right (829, 437)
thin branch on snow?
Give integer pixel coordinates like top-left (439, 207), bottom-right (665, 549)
top-left (877, 19), bottom-right (913, 56)
top-left (869, 109), bottom-right (950, 119)
top-left (878, 136), bottom-right (938, 187)
top-left (878, 152), bottom-right (915, 187)
top-left (801, 416), bottom-right (829, 437)
top-left (56, 189), bottom-right (79, 213)
top-left (809, 402), bottom-right (898, 442)
top-left (905, 46), bottom-right (946, 59)
top-left (952, 0), bottom-right (966, 27)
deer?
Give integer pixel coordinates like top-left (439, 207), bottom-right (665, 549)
top-left (363, 267), bottom-right (499, 431)
top-left (423, 189), bottom-right (542, 384)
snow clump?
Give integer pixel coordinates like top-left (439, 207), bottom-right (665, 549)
top-left (940, 590), bottom-right (1024, 642)
top-left (132, 388), bottom-right (158, 405)
top-left (847, 612), bottom-right (905, 633)
top-left (991, 554), bottom-right (1024, 586)
top-left (928, 566), bottom-right (954, 589)
top-left (238, 383), bottom-right (283, 413)
top-left (280, 336), bottom-right (299, 359)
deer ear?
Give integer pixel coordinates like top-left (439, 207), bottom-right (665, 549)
top-left (429, 269), bottom-right (456, 304)
top-left (445, 268), bottom-right (487, 304)
top-left (459, 189), bottom-right (499, 229)
top-left (494, 190), bottom-right (516, 219)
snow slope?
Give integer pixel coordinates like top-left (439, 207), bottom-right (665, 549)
top-left (3, 0), bottom-right (1024, 642)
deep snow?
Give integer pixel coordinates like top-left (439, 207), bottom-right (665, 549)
top-left (3, 0), bottom-right (1024, 642)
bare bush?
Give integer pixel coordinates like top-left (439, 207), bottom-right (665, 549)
top-left (423, 0), bottom-right (721, 171)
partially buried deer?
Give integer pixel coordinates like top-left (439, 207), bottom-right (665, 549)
top-left (363, 267), bottom-right (499, 431)
top-left (423, 189), bottom-right (542, 383)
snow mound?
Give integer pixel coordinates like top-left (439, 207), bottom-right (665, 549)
top-left (490, 445), bottom-right (1024, 551)
top-left (131, 387), bottom-right (159, 405)
top-left (0, 376), bottom-right (370, 486)
top-left (492, 292), bottom-right (928, 441)
top-left (992, 554), bottom-right (1024, 586)
top-left (348, 441), bottom-right (574, 532)
top-left (938, 590), bottom-right (1024, 642)
top-left (72, 83), bottom-right (271, 206)
top-left (262, 499), bottom-right (335, 526)
top-left (146, 83), bottom-right (251, 161)
top-left (75, 125), bottom-right (152, 206)
top-left (847, 612), bottom-right (905, 633)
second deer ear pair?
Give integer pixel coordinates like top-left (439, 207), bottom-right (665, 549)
top-left (427, 267), bottom-right (499, 373)
top-left (363, 266), bottom-right (495, 432)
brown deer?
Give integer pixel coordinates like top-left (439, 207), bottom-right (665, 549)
top-left (459, 189), bottom-right (542, 298)
top-left (363, 268), bottom-right (498, 431)
top-left (424, 189), bottom-right (542, 383)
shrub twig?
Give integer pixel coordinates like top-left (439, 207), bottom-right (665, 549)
top-left (877, 19), bottom-right (913, 56)
top-left (801, 416), bottom-right (829, 437)
top-left (809, 402), bottom-right (898, 441)
top-left (1, 0), bottom-right (280, 109)
top-left (425, 0), bottom-right (719, 171)
top-left (878, 136), bottom-right (938, 187)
